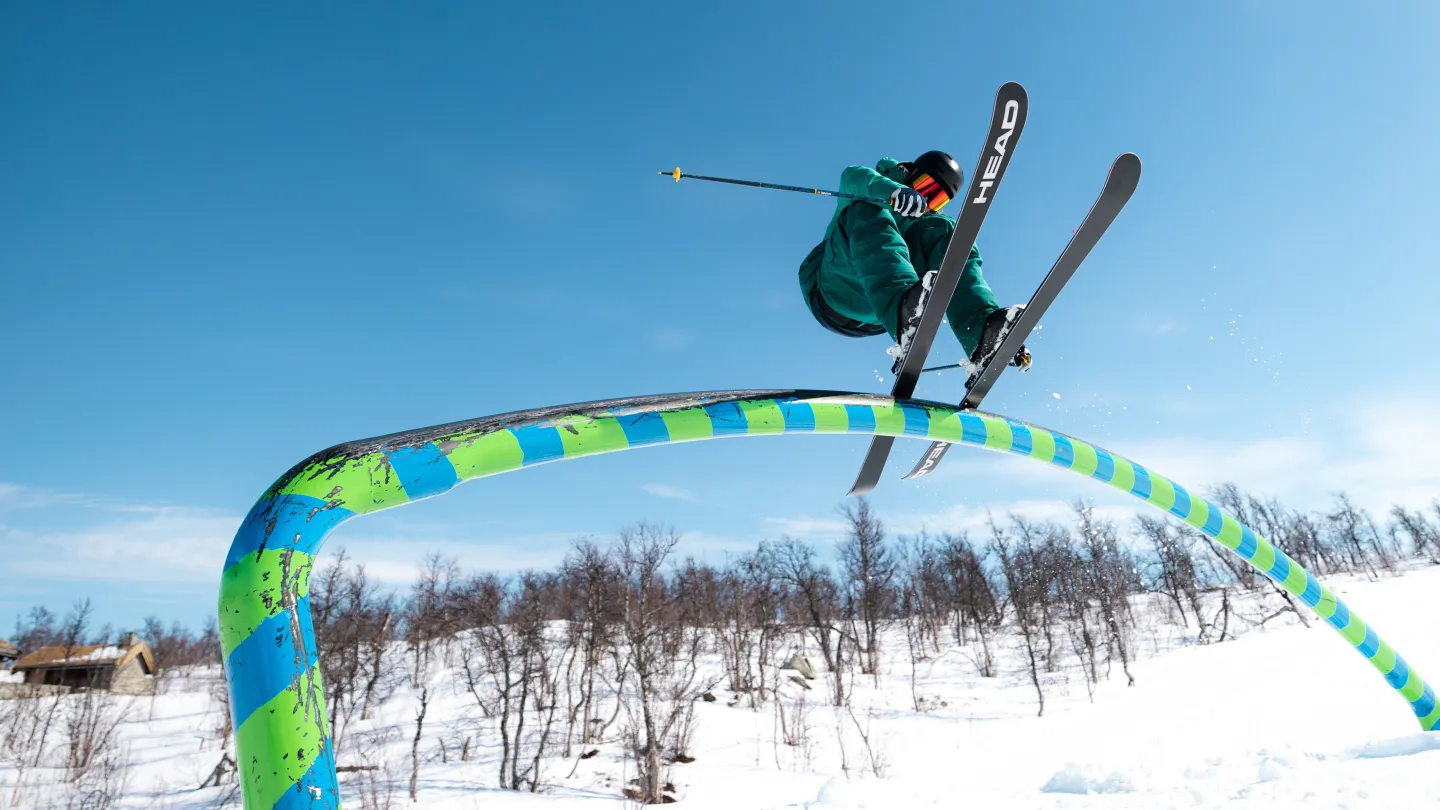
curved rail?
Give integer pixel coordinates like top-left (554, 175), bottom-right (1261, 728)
top-left (219, 389), bottom-right (1438, 809)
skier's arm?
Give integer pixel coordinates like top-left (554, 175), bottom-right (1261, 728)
top-left (838, 165), bottom-right (905, 205)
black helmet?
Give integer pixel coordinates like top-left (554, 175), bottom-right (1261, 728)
top-left (903, 150), bottom-right (963, 199)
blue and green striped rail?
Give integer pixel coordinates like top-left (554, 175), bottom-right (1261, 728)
top-left (220, 389), bottom-right (1437, 809)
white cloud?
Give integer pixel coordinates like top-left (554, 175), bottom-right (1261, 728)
top-left (314, 531), bottom-right (586, 585)
top-left (642, 483), bottom-right (699, 503)
top-left (903, 397), bottom-right (1440, 526)
top-left (762, 515), bottom-right (849, 539)
top-left (886, 498), bottom-right (1140, 539)
top-left (1, 506), bottom-right (240, 583)
top-left (0, 482), bottom-right (108, 510)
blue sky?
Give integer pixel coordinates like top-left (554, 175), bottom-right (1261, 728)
top-left (4, 2), bottom-right (1440, 634)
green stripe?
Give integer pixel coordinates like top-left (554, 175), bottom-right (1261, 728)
top-left (1370, 641), bottom-right (1397, 677)
top-left (1029, 427), bottom-right (1057, 462)
top-left (1183, 497), bottom-right (1211, 531)
top-left (446, 430), bottom-right (525, 480)
top-left (1148, 474), bottom-right (1177, 511)
top-left (1279, 559), bottom-right (1308, 596)
top-left (873, 403), bottom-right (905, 438)
top-left (1215, 515), bottom-right (1243, 550)
top-left (811, 402), bottom-right (850, 434)
top-left (1338, 615), bottom-right (1367, 647)
top-left (739, 400), bottom-right (786, 434)
top-left (275, 453), bottom-right (410, 514)
top-left (1312, 586), bottom-right (1340, 620)
top-left (1109, 456), bottom-right (1136, 494)
top-left (1071, 441), bottom-right (1099, 477)
top-left (1400, 669), bottom-right (1425, 703)
top-left (235, 663), bottom-right (329, 809)
top-left (661, 408), bottom-right (712, 442)
top-left (982, 415), bottom-right (1012, 451)
top-left (555, 415), bottom-right (630, 459)
top-left (218, 550), bottom-right (315, 658)
top-left (1250, 540), bottom-right (1276, 576)
top-left (928, 411), bottom-right (964, 443)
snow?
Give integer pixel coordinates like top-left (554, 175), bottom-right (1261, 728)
top-left (4, 566), bottom-right (1439, 808)
top-left (64, 645), bottom-right (125, 663)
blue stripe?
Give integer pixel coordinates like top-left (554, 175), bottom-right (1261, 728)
top-left (271, 740), bottom-right (339, 810)
top-left (1326, 601), bottom-right (1351, 632)
top-left (703, 402), bottom-right (749, 435)
top-left (778, 400), bottom-right (817, 432)
top-left (513, 425), bottom-right (566, 465)
top-left (1266, 551), bottom-right (1291, 587)
top-left (227, 596), bottom-right (317, 729)
top-left (619, 412), bottom-right (670, 447)
top-left (1414, 685), bottom-right (1437, 719)
top-left (1300, 573), bottom-right (1324, 608)
top-left (1386, 655), bottom-right (1412, 690)
top-left (1092, 450), bottom-right (1115, 483)
top-left (1235, 527), bottom-right (1258, 560)
top-left (1131, 464), bottom-right (1152, 499)
top-left (1202, 502), bottom-right (1225, 538)
top-left (386, 443), bottom-right (459, 502)
top-left (1051, 435), bottom-right (1075, 468)
top-left (900, 404), bottom-right (930, 436)
top-left (844, 404), bottom-right (877, 434)
top-left (1170, 485), bottom-right (1193, 520)
top-left (1008, 422), bottom-right (1033, 455)
top-left (959, 412), bottom-right (987, 444)
top-left (225, 495), bottom-right (355, 569)
top-left (1359, 626), bottom-right (1380, 659)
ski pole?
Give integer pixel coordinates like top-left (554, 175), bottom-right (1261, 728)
top-left (921, 362), bottom-right (967, 373)
top-left (659, 168), bottom-right (891, 207)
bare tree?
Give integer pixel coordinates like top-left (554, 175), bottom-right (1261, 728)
top-left (1072, 503), bottom-right (1137, 686)
top-left (1136, 515), bottom-right (1206, 638)
top-left (403, 554), bottom-right (455, 802)
top-left (837, 498), bottom-right (895, 683)
top-left (990, 519), bottom-right (1047, 716)
top-left (771, 538), bottom-right (848, 706)
top-left (938, 532), bottom-right (1001, 676)
top-left (559, 540), bottom-right (623, 753)
top-left (613, 524), bottom-right (712, 803)
top-left (1391, 503), bottom-right (1440, 563)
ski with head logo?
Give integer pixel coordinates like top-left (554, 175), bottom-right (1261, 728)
top-left (902, 152), bottom-right (1142, 481)
top-left (847, 81), bottom-right (1029, 497)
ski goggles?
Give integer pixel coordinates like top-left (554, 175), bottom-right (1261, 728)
top-left (909, 172), bottom-right (951, 212)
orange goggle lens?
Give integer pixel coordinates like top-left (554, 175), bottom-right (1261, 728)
top-left (910, 173), bottom-right (951, 212)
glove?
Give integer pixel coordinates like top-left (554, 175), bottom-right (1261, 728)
top-left (890, 186), bottom-right (927, 218)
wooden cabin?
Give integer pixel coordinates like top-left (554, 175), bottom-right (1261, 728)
top-left (11, 633), bottom-right (156, 694)
top-left (0, 638), bottom-right (18, 669)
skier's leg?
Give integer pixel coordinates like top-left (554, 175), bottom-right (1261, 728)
top-left (942, 246), bottom-right (1001, 357)
top-left (841, 204), bottom-right (921, 341)
top-left (902, 217), bottom-right (1001, 358)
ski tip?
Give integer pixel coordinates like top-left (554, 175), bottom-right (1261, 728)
top-left (997, 81), bottom-right (1028, 102)
top-left (846, 481), bottom-right (875, 497)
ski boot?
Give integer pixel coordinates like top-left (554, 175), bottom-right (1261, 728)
top-left (966, 305), bottom-right (1032, 386)
top-left (887, 271), bottom-right (937, 374)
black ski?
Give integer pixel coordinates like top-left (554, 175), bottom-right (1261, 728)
top-left (903, 152), bottom-right (1142, 481)
top-left (846, 82), bottom-right (1028, 497)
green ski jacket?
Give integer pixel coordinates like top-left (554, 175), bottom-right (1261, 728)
top-left (798, 157), bottom-right (997, 355)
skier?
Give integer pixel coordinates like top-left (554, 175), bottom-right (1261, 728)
top-left (797, 151), bottom-right (1031, 375)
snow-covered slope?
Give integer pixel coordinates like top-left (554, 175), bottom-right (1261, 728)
top-left (6, 566), bottom-right (1439, 809)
